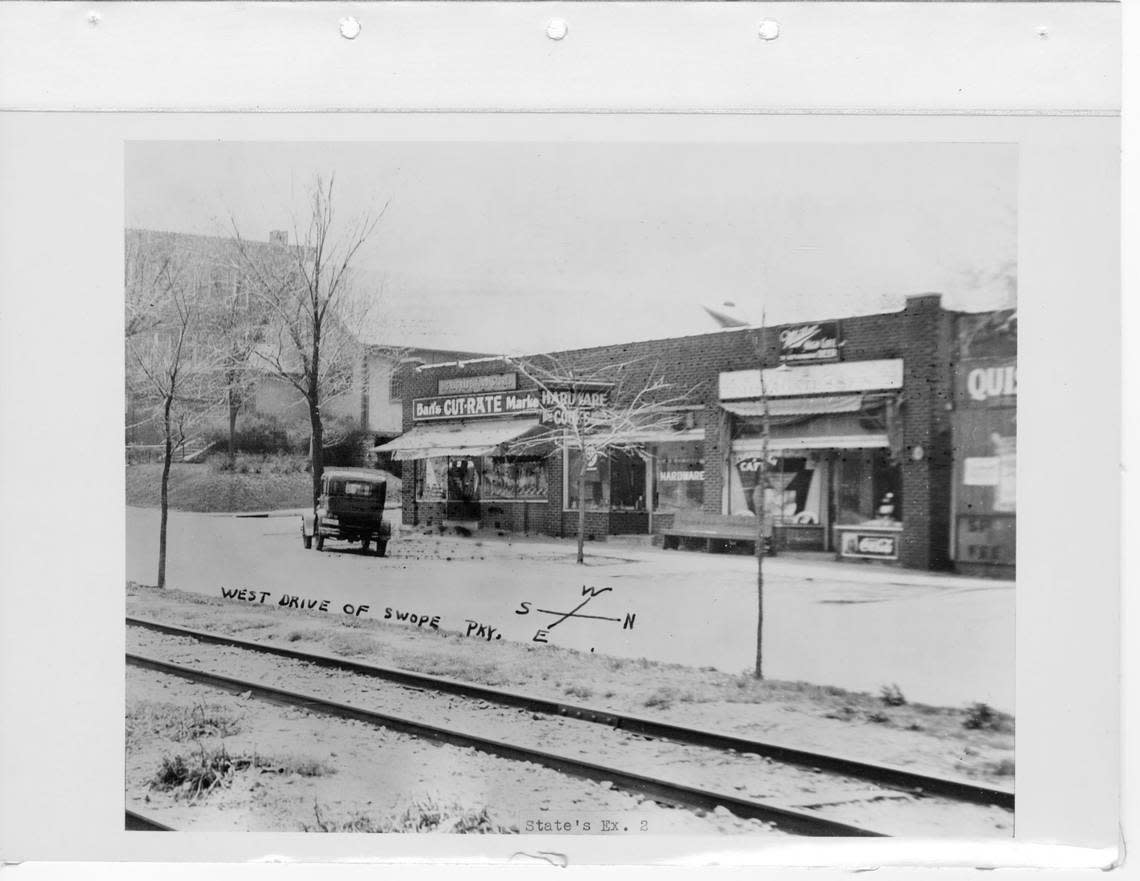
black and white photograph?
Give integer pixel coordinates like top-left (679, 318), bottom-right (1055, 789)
top-left (122, 139), bottom-right (1018, 838)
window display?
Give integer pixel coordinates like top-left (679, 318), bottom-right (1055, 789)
top-left (416, 457), bottom-right (447, 501)
top-left (565, 448), bottom-right (610, 510)
top-left (653, 442), bottom-right (705, 513)
top-left (483, 457), bottom-right (548, 500)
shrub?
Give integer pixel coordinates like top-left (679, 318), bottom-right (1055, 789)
top-left (963, 702), bottom-right (1010, 731)
top-left (879, 684), bottom-right (907, 707)
top-left (206, 415), bottom-right (293, 456)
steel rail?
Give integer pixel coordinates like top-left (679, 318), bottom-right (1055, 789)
top-left (125, 809), bottom-right (174, 831)
top-left (127, 650), bottom-right (883, 837)
top-left (127, 615), bottom-right (1013, 810)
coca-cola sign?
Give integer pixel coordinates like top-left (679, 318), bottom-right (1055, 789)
top-left (779, 322), bottom-right (841, 363)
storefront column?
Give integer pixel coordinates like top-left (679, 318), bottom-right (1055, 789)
top-left (898, 294), bottom-right (954, 570)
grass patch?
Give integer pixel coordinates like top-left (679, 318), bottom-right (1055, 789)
top-left (150, 745), bottom-right (333, 801)
top-left (151, 743), bottom-right (239, 800)
top-left (879, 684), bottom-right (907, 707)
top-left (963, 702), bottom-right (1013, 733)
top-left (563, 684), bottom-right (593, 700)
top-left (125, 459), bottom-right (312, 513)
top-left (324, 632), bottom-right (377, 657)
top-left (304, 799), bottom-right (518, 833)
top-left (127, 701), bottom-right (241, 747)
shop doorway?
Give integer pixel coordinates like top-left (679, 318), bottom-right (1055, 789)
top-left (445, 457), bottom-right (481, 521)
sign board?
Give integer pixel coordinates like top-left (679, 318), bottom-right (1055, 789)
top-left (963, 456), bottom-right (1000, 486)
top-left (538, 389), bottom-right (611, 426)
top-left (413, 387), bottom-right (610, 423)
top-left (413, 391), bottom-right (541, 421)
top-left (719, 359), bottom-right (903, 400)
top-left (438, 372), bottom-right (517, 395)
top-left (779, 322), bottom-right (841, 363)
top-left (838, 529), bottom-right (899, 560)
top-left (957, 358), bottom-right (1017, 408)
top-left (956, 514), bottom-right (1016, 566)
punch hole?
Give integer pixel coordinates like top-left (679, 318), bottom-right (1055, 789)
top-left (1036, 26), bottom-right (1050, 40)
top-left (87, 10), bottom-right (101, 26)
top-left (546, 19), bottom-right (568, 41)
top-left (757, 19), bottom-right (780, 41)
top-left (339, 17), bottom-right (361, 40)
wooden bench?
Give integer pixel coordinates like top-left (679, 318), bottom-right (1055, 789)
top-left (661, 512), bottom-right (774, 555)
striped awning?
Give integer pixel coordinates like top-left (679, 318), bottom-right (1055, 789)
top-left (374, 418), bottom-right (542, 461)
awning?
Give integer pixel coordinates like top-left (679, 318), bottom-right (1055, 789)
top-left (621, 427), bottom-right (706, 444)
top-left (721, 394), bottom-right (863, 419)
top-left (373, 418), bottom-right (542, 461)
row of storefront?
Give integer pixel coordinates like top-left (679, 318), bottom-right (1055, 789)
top-left (376, 294), bottom-right (1016, 574)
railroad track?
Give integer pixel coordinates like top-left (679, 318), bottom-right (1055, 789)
top-left (127, 616), bottom-right (1013, 811)
top-left (127, 648), bottom-right (882, 836)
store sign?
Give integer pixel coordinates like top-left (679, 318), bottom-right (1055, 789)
top-left (719, 359), bottom-right (903, 400)
top-left (413, 391), bottom-right (541, 421)
top-left (438, 373), bottom-right (517, 395)
top-left (956, 515), bottom-right (1015, 565)
top-left (537, 389), bottom-right (611, 426)
top-left (658, 470), bottom-right (703, 482)
top-left (957, 358), bottom-right (1017, 408)
top-left (838, 531), bottom-right (899, 560)
top-left (963, 457), bottom-right (1000, 487)
top-left (779, 322), bottom-right (841, 363)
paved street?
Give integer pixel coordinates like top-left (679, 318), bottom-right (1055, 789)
top-left (126, 507), bottom-right (1014, 712)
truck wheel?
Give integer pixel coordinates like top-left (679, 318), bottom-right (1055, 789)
top-left (361, 536), bottom-right (371, 553)
top-left (375, 540), bottom-right (387, 557)
top-left (316, 534), bottom-right (325, 552)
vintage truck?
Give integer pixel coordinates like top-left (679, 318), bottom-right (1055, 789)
top-left (301, 468), bottom-right (392, 556)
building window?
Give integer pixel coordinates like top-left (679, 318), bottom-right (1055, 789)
top-left (389, 372), bottom-right (403, 402)
top-left (416, 457), bottom-right (447, 501)
top-left (482, 456), bottom-right (548, 500)
top-left (652, 442), bottom-right (704, 513)
top-left (564, 449), bottom-right (646, 511)
top-left (565, 448), bottom-right (610, 511)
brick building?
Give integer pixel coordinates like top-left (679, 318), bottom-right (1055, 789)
top-left (379, 294), bottom-right (1015, 574)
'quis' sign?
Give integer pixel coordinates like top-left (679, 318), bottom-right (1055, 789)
top-left (779, 322), bottom-right (841, 363)
top-left (957, 359), bottom-right (1017, 408)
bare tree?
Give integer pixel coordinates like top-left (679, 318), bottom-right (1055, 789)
top-left (125, 248), bottom-right (223, 589)
top-left (230, 175), bottom-right (386, 509)
top-left (207, 263), bottom-right (264, 464)
top-left (750, 314), bottom-right (774, 679)
top-left (504, 354), bottom-right (694, 564)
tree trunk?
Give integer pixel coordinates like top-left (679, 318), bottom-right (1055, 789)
top-left (227, 386), bottom-right (239, 464)
top-left (158, 394), bottom-right (173, 590)
top-left (309, 331), bottom-right (324, 512)
top-left (577, 461), bottom-right (587, 565)
top-left (754, 476), bottom-right (766, 679)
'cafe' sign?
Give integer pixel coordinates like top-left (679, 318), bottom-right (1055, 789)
top-left (779, 322), bottom-right (841, 363)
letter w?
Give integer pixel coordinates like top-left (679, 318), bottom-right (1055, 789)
top-left (581, 585), bottom-right (613, 598)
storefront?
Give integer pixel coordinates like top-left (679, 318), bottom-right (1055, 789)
top-left (951, 311), bottom-right (1017, 576)
top-left (374, 379), bottom-right (552, 527)
top-left (389, 294), bottom-right (1000, 571)
top-left (718, 359), bottom-right (906, 559)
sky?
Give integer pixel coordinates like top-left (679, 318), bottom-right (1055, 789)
top-left (126, 141), bottom-right (1017, 354)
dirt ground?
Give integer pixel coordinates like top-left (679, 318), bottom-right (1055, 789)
top-left (127, 584), bottom-right (1015, 789)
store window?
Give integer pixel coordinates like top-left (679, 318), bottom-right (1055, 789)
top-left (834, 449), bottom-right (901, 525)
top-left (729, 454), bottom-right (824, 523)
top-left (482, 456), bottom-right (548, 501)
top-left (565, 449), bottom-right (646, 511)
top-left (653, 442), bottom-right (704, 513)
top-left (565, 449), bottom-right (610, 511)
top-left (416, 457), bottom-right (447, 501)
